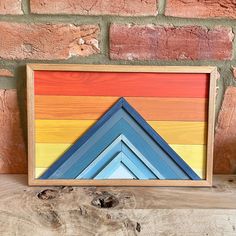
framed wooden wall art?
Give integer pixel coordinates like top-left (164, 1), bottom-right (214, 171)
top-left (27, 64), bottom-right (217, 186)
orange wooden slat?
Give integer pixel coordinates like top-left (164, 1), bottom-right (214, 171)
top-left (35, 96), bottom-right (208, 121)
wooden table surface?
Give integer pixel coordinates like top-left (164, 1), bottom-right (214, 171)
top-left (0, 175), bottom-right (236, 235)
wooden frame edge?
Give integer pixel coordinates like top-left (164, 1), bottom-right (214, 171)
top-left (27, 64), bottom-right (216, 187)
top-left (27, 63), bottom-right (216, 73)
top-left (27, 64), bottom-right (35, 186)
top-left (28, 179), bottom-right (212, 187)
top-left (205, 67), bottom-right (217, 186)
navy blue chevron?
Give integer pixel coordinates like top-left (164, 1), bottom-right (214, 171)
top-left (40, 98), bottom-right (200, 180)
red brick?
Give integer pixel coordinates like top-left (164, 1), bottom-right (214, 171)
top-left (0, 23), bottom-right (100, 60)
top-left (214, 87), bottom-right (236, 174)
top-left (0, 69), bottom-right (13, 77)
top-left (110, 24), bottom-right (233, 61)
top-left (0, 90), bottom-right (27, 173)
top-left (30, 0), bottom-right (157, 16)
top-left (0, 0), bottom-right (22, 15)
top-left (165, 0), bottom-right (236, 19)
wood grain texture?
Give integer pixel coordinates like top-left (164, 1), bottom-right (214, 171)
top-left (172, 144), bottom-right (206, 178)
top-left (27, 65), bottom-right (36, 181)
top-left (0, 90), bottom-right (27, 174)
top-left (0, 175), bottom-right (236, 235)
top-left (35, 143), bottom-right (70, 168)
top-left (2, 174), bottom-right (236, 207)
top-left (35, 71), bottom-right (209, 98)
top-left (214, 86), bottom-right (236, 174)
top-left (30, 177), bottom-right (211, 186)
top-left (35, 95), bottom-right (208, 121)
top-left (35, 143), bottom-right (205, 178)
top-left (35, 119), bottom-right (207, 145)
top-left (28, 64), bottom-right (217, 73)
top-left (205, 68), bottom-right (217, 185)
top-left (35, 119), bottom-right (95, 143)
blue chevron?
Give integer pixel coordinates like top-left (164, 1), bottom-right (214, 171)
top-left (75, 134), bottom-right (161, 180)
top-left (105, 164), bottom-right (137, 179)
top-left (40, 98), bottom-right (201, 180)
top-left (42, 117), bottom-right (189, 179)
top-left (94, 152), bottom-right (143, 179)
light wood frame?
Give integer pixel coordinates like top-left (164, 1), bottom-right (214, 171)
top-left (27, 64), bottom-right (217, 186)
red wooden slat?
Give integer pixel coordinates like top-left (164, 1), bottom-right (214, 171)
top-left (34, 71), bottom-right (209, 98)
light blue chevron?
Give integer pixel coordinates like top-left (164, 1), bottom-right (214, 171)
top-left (76, 134), bottom-right (161, 180)
top-left (107, 164), bottom-right (136, 179)
top-left (94, 152), bottom-right (141, 179)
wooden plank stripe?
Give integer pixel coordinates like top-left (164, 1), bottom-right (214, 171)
top-left (35, 143), bottom-right (206, 179)
top-left (172, 145), bottom-right (206, 179)
top-left (36, 143), bottom-right (71, 168)
top-left (35, 96), bottom-right (208, 121)
top-left (35, 120), bottom-right (207, 145)
top-left (34, 71), bottom-right (209, 98)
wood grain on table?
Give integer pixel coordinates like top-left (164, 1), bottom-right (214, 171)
top-left (0, 175), bottom-right (235, 235)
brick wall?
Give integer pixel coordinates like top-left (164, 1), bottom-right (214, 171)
top-left (0, 0), bottom-right (236, 174)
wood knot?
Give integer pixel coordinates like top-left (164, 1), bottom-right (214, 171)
top-left (60, 186), bottom-right (74, 193)
top-left (136, 222), bottom-right (141, 232)
top-left (37, 189), bottom-right (58, 200)
top-left (91, 192), bottom-right (119, 208)
top-left (38, 210), bottom-right (62, 229)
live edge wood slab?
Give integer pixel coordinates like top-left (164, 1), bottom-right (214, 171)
top-left (0, 175), bottom-right (235, 236)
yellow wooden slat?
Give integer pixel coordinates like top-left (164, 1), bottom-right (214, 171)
top-left (170, 145), bottom-right (206, 169)
top-left (170, 144), bottom-right (206, 179)
top-left (150, 121), bottom-right (206, 145)
top-left (35, 120), bottom-right (207, 145)
top-left (35, 143), bottom-right (206, 179)
top-left (35, 168), bottom-right (47, 178)
top-left (35, 120), bottom-right (96, 144)
top-left (35, 143), bottom-right (71, 167)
